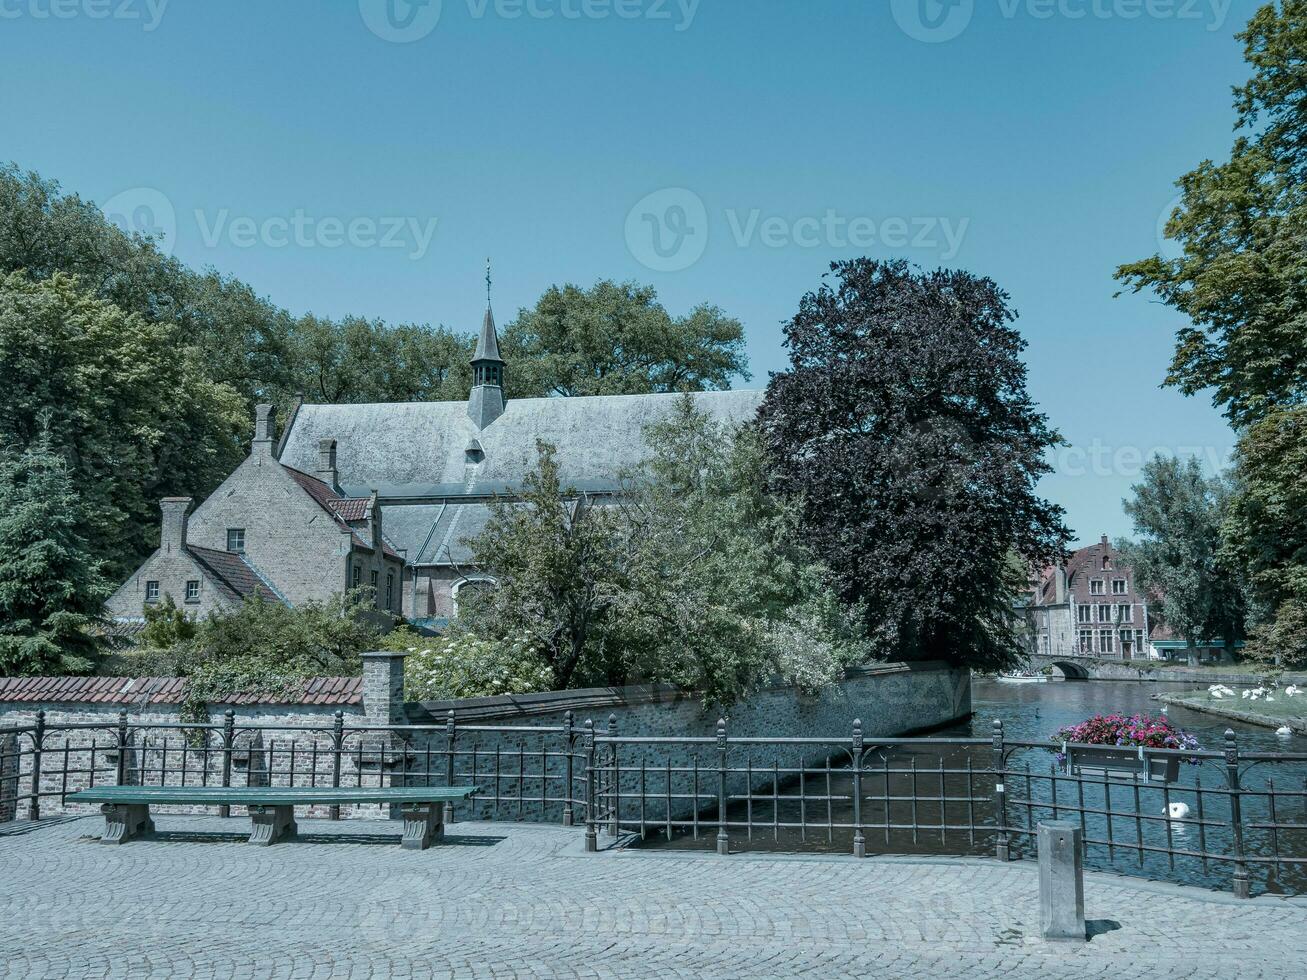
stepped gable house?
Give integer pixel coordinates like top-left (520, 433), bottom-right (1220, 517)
top-left (106, 299), bottom-right (763, 631)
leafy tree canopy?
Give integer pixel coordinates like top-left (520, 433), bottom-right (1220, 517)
top-left (0, 272), bottom-right (248, 578)
top-left (758, 258), bottom-right (1069, 672)
top-left (1115, 1), bottom-right (1307, 425)
top-left (1117, 456), bottom-right (1246, 660)
top-left (0, 429), bottom-right (111, 675)
top-left (1222, 406), bottom-right (1307, 668)
top-left (501, 280), bottom-right (749, 398)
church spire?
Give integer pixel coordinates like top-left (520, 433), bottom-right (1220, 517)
top-left (468, 259), bottom-right (506, 429)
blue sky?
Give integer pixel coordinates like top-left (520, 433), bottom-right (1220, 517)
top-left (0, 0), bottom-right (1257, 543)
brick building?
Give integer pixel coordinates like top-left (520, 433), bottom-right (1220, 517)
top-left (106, 299), bottom-right (763, 630)
top-left (105, 405), bottom-right (404, 627)
top-left (1027, 536), bottom-right (1153, 660)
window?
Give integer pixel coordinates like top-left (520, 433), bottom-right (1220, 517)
top-left (1117, 604), bottom-right (1133, 623)
top-left (185, 580), bottom-right (200, 602)
top-left (352, 565), bottom-right (361, 588)
top-left (1097, 603), bottom-right (1112, 623)
top-left (386, 572), bottom-right (394, 610)
top-left (1112, 579), bottom-right (1127, 595)
top-left (1099, 630), bottom-right (1115, 654)
top-left (145, 580), bottom-right (160, 602)
top-left (227, 529), bottom-right (245, 553)
top-left (1090, 579), bottom-right (1105, 596)
top-left (1078, 629), bottom-right (1094, 654)
top-left (1102, 555), bottom-right (1112, 570)
top-left (1120, 628), bottom-right (1135, 653)
top-left (452, 577), bottom-right (497, 616)
top-left (1077, 605), bottom-right (1091, 623)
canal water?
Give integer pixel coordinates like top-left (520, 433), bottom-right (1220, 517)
top-left (643, 677), bottom-right (1307, 896)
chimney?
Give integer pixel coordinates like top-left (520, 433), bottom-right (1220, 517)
top-left (318, 439), bottom-right (339, 493)
top-left (1101, 534), bottom-right (1109, 548)
top-left (1054, 566), bottom-right (1068, 604)
top-left (253, 404), bottom-right (277, 456)
top-left (160, 497), bottom-right (192, 556)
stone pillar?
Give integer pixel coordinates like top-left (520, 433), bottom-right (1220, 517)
top-left (362, 651), bottom-right (409, 727)
top-left (1038, 821), bottom-right (1085, 943)
top-left (0, 733), bottom-right (17, 823)
top-left (361, 651), bottom-right (410, 819)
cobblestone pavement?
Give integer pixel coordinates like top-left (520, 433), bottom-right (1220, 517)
top-left (1, 815), bottom-right (1303, 979)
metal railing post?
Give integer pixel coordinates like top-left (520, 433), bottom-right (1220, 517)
top-left (115, 710), bottom-right (129, 786)
top-left (852, 719), bottom-right (865, 858)
top-left (562, 710), bottom-right (575, 827)
top-left (1224, 729), bottom-right (1250, 899)
top-left (992, 719), bottom-right (1010, 861)
top-left (0, 732), bottom-right (16, 824)
top-left (329, 710), bottom-right (344, 820)
top-left (716, 718), bottom-right (730, 855)
top-left (28, 710), bottom-right (45, 821)
top-left (607, 713), bottom-right (619, 837)
top-left (583, 719), bottom-right (597, 852)
top-left (218, 709), bottom-right (235, 818)
top-left (444, 710), bottom-right (457, 824)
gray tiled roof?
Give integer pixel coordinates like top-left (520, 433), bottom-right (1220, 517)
top-left (278, 389), bottom-right (763, 564)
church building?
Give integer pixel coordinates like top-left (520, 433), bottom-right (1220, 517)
top-left (105, 297), bottom-right (763, 631)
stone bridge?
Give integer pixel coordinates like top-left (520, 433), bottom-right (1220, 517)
top-left (1021, 653), bottom-right (1130, 680)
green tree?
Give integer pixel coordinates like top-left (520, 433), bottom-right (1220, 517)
top-left (288, 313), bottom-right (472, 404)
top-left (500, 280), bottom-right (749, 398)
top-left (0, 431), bottom-right (110, 675)
top-left (611, 397), bottom-right (868, 702)
top-left (1115, 2), bottom-right (1307, 425)
top-left (458, 441), bottom-right (624, 689)
top-left (1223, 407), bottom-right (1307, 668)
top-left (1118, 456), bottom-right (1246, 666)
top-left (0, 272), bottom-right (247, 577)
top-left (758, 259), bottom-right (1069, 672)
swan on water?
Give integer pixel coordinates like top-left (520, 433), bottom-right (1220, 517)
top-left (1276, 726), bottom-right (1293, 737)
top-left (1167, 802), bottom-right (1190, 820)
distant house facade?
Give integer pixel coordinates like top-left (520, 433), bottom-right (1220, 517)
top-left (105, 405), bottom-right (404, 628)
top-left (1025, 536), bottom-right (1235, 663)
top-left (107, 299), bottom-right (763, 631)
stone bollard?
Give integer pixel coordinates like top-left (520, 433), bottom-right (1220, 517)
top-left (0, 733), bottom-right (17, 823)
top-left (1038, 821), bottom-right (1085, 943)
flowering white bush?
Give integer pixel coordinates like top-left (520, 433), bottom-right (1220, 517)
top-left (402, 633), bottom-right (555, 701)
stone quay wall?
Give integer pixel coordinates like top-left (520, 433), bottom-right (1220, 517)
top-left (0, 658), bottom-right (971, 826)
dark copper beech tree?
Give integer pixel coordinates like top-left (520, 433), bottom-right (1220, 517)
top-left (758, 259), bottom-right (1069, 671)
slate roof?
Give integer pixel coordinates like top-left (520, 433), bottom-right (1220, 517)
top-left (0, 676), bottom-right (363, 706)
top-left (187, 546), bottom-right (282, 604)
top-left (278, 389), bottom-right (764, 564)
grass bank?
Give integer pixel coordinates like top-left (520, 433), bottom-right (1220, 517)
top-left (1157, 691), bottom-right (1307, 735)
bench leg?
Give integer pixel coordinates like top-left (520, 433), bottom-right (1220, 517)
top-left (248, 805), bottom-right (297, 846)
top-left (101, 803), bottom-right (152, 844)
top-left (400, 802), bottom-right (444, 850)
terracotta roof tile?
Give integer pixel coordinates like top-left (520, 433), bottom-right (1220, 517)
top-left (0, 676), bottom-right (363, 706)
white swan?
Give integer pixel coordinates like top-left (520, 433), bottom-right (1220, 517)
top-left (1167, 802), bottom-right (1190, 820)
top-left (1276, 726), bottom-right (1293, 737)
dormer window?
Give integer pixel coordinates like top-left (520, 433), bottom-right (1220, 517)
top-left (227, 529), bottom-right (245, 553)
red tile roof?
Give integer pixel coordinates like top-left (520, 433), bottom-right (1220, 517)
top-left (188, 546), bottom-right (282, 604)
top-left (0, 676), bottom-right (363, 706)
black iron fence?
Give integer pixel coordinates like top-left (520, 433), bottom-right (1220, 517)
top-left (3, 711), bottom-right (1306, 899)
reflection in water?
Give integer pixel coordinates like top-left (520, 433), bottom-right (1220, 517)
top-left (640, 677), bottom-right (1307, 896)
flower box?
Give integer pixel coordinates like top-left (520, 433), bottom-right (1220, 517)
top-left (1064, 744), bottom-right (1181, 784)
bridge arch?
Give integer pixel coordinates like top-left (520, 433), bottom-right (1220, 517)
top-left (1047, 660), bottom-right (1089, 680)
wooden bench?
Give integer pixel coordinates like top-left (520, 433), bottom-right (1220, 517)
top-left (65, 785), bottom-right (478, 849)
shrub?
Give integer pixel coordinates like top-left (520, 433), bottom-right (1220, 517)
top-left (402, 632), bottom-right (555, 701)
